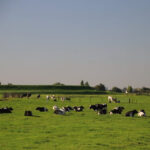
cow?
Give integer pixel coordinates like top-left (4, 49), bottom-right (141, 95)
top-left (21, 93), bottom-right (27, 98)
top-left (90, 104), bottom-right (107, 111)
top-left (125, 110), bottom-right (138, 117)
top-left (138, 110), bottom-right (146, 117)
top-left (0, 107), bottom-right (13, 113)
top-left (61, 106), bottom-right (73, 112)
top-left (46, 95), bottom-right (50, 100)
top-left (108, 96), bottom-right (118, 103)
top-left (52, 105), bottom-right (65, 115)
top-left (54, 109), bottom-right (65, 115)
top-left (50, 95), bottom-right (57, 101)
top-left (98, 109), bottom-right (107, 115)
top-left (24, 111), bottom-right (32, 116)
top-left (37, 94), bottom-right (40, 99)
top-left (73, 106), bottom-right (84, 112)
top-left (61, 97), bottom-right (71, 101)
top-left (53, 105), bottom-right (59, 110)
top-left (110, 106), bottom-right (124, 115)
top-left (36, 107), bottom-right (48, 112)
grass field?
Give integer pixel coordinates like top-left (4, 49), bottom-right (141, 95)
top-left (0, 94), bottom-right (150, 150)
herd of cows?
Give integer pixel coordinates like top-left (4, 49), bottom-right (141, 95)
top-left (0, 94), bottom-right (146, 117)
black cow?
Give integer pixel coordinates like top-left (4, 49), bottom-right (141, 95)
top-left (37, 94), bottom-right (40, 99)
top-left (27, 93), bottom-right (32, 98)
top-left (21, 93), bottom-right (27, 98)
top-left (36, 107), bottom-right (48, 112)
top-left (125, 110), bottom-right (138, 117)
top-left (24, 111), bottom-right (32, 116)
top-left (98, 109), bottom-right (107, 115)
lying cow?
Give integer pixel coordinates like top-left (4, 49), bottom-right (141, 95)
top-left (90, 104), bottom-right (107, 111)
top-left (98, 109), bottom-right (107, 115)
top-left (110, 106), bottom-right (124, 115)
top-left (36, 107), bottom-right (48, 112)
top-left (24, 110), bottom-right (32, 116)
top-left (73, 106), bottom-right (84, 112)
top-left (54, 109), bottom-right (65, 115)
top-left (53, 105), bottom-right (66, 115)
top-left (125, 110), bottom-right (138, 117)
top-left (0, 107), bottom-right (13, 113)
top-left (138, 110), bottom-right (146, 117)
top-left (62, 106), bottom-right (73, 112)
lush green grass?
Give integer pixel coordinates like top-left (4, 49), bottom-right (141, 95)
top-left (0, 94), bottom-right (150, 150)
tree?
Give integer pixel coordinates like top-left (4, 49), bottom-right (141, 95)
top-left (84, 81), bottom-right (90, 87)
top-left (127, 86), bottom-right (133, 93)
top-left (95, 83), bottom-right (106, 91)
top-left (80, 80), bottom-right (84, 86)
top-left (112, 87), bottom-right (122, 93)
top-left (53, 82), bottom-right (64, 86)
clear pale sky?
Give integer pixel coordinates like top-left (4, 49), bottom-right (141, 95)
top-left (0, 0), bottom-right (150, 88)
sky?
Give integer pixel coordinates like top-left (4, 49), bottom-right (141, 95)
top-left (0, 0), bottom-right (150, 88)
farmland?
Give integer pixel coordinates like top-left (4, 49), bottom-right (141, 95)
top-left (0, 94), bottom-right (150, 150)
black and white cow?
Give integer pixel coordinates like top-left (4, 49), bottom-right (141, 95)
top-left (53, 105), bottom-right (66, 115)
top-left (108, 96), bottom-right (119, 103)
top-left (125, 110), bottom-right (138, 117)
top-left (90, 104), bottom-right (107, 111)
top-left (73, 106), bottom-right (84, 112)
top-left (110, 106), bottom-right (124, 115)
top-left (138, 110), bottom-right (146, 117)
top-left (0, 107), bottom-right (13, 113)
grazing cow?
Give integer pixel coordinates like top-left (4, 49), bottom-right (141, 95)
top-left (27, 93), bottom-right (32, 98)
top-left (90, 104), bottom-right (107, 111)
top-left (50, 95), bottom-right (57, 101)
top-left (108, 96), bottom-right (118, 103)
top-left (37, 94), bottom-right (40, 99)
top-left (24, 111), bottom-right (32, 116)
top-left (110, 106), bottom-right (124, 115)
top-left (46, 95), bottom-right (50, 100)
top-left (138, 110), bottom-right (146, 117)
top-left (0, 107), bottom-right (13, 113)
top-left (125, 110), bottom-right (138, 117)
top-left (21, 93), bottom-right (27, 98)
top-left (36, 107), bottom-right (48, 112)
top-left (73, 106), bottom-right (84, 112)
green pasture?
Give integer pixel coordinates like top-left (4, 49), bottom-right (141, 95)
top-left (0, 94), bottom-right (150, 150)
